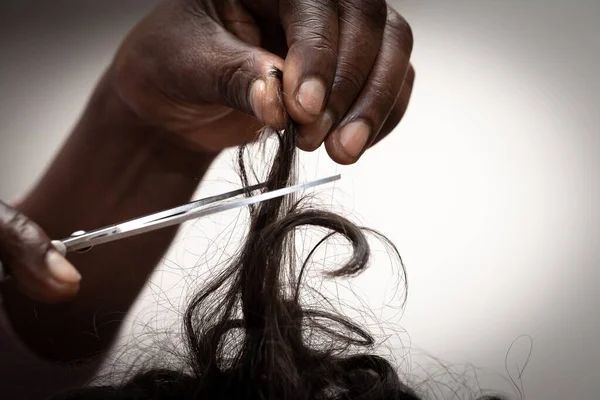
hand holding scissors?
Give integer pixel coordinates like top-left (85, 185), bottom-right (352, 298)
top-left (0, 175), bottom-right (339, 303)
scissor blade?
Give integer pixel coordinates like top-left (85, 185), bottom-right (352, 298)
top-left (108, 180), bottom-right (270, 230)
top-left (61, 175), bottom-right (340, 252)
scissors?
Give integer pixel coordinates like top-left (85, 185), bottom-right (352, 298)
top-left (48, 174), bottom-right (341, 256)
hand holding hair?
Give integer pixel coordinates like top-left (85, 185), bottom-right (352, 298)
top-left (112, 0), bottom-right (415, 164)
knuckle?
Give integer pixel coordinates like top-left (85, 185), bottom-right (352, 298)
top-left (9, 211), bottom-right (41, 245)
top-left (373, 77), bottom-right (399, 106)
top-left (332, 61), bottom-right (366, 96)
top-left (181, 0), bottom-right (210, 19)
top-left (218, 54), bottom-right (257, 114)
top-left (8, 210), bottom-right (29, 234)
top-left (0, 203), bottom-right (47, 268)
top-left (0, 200), bottom-right (18, 226)
top-left (2, 206), bottom-right (32, 243)
top-left (343, 0), bottom-right (388, 28)
top-left (386, 7), bottom-right (414, 54)
top-left (291, 23), bottom-right (337, 56)
top-left (293, 0), bottom-right (339, 18)
top-left (308, 0), bottom-right (338, 13)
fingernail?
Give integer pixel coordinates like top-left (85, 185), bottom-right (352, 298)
top-left (339, 120), bottom-right (371, 158)
top-left (297, 78), bottom-right (326, 116)
top-left (46, 250), bottom-right (81, 284)
top-left (250, 79), bottom-right (266, 121)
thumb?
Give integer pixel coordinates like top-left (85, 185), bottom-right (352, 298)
top-left (200, 31), bottom-right (287, 129)
top-left (0, 201), bottom-right (81, 303)
top-left (115, 4), bottom-right (289, 132)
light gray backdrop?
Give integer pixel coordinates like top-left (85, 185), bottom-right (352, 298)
top-left (1, 1), bottom-right (599, 399)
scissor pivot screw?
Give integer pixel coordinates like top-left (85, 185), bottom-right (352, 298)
top-left (69, 231), bottom-right (93, 253)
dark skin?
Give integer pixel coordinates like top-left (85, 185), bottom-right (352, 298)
top-left (0, 0), bottom-right (414, 368)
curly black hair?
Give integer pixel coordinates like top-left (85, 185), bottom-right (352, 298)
top-left (52, 115), bottom-right (504, 400)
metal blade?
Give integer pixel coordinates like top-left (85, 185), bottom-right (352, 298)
top-left (60, 174), bottom-right (341, 253)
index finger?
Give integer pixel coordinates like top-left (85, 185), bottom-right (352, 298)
top-left (279, 0), bottom-right (339, 123)
top-left (244, 0), bottom-right (340, 124)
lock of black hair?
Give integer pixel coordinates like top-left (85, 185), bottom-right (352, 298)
top-left (53, 93), bottom-right (505, 400)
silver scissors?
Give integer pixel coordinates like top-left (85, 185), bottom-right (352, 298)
top-left (49, 174), bottom-right (341, 256)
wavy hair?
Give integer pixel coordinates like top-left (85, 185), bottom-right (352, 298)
top-left (54, 83), bottom-right (504, 400)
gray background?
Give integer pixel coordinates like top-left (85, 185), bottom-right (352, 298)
top-left (1, 1), bottom-right (599, 399)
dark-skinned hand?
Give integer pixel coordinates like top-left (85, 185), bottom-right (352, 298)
top-left (113, 0), bottom-right (415, 164)
top-left (0, 201), bottom-right (80, 303)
